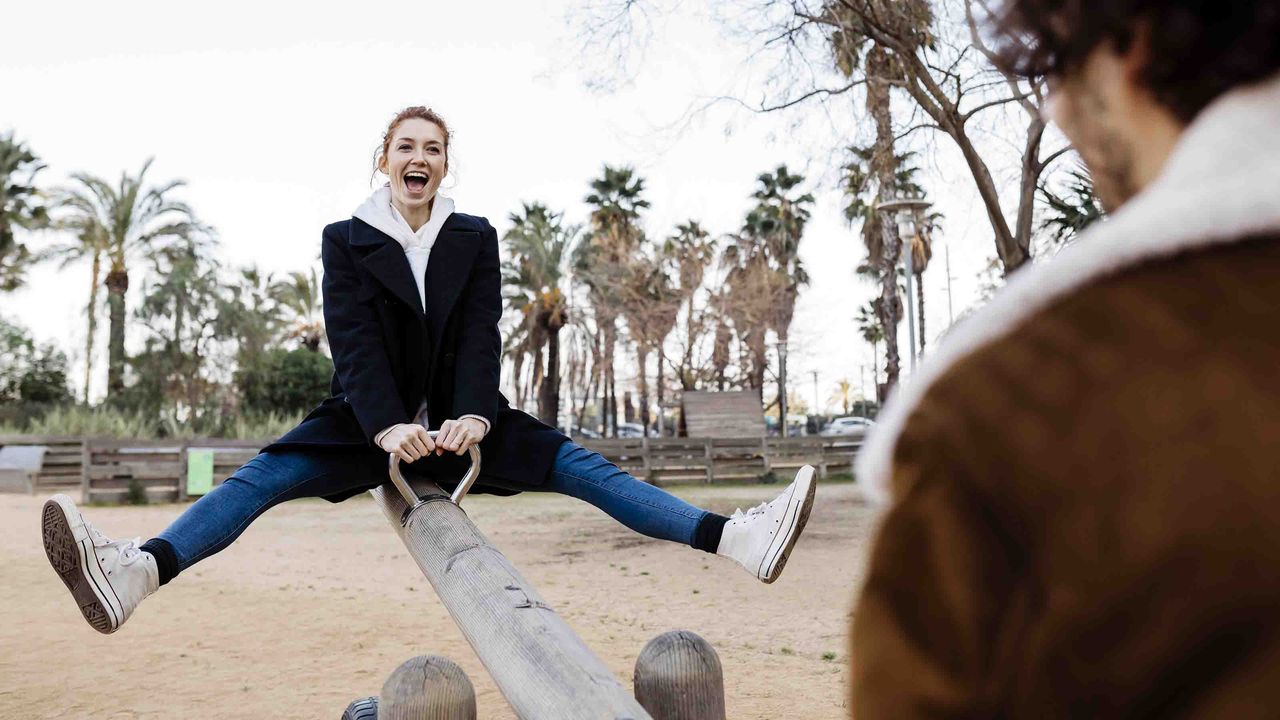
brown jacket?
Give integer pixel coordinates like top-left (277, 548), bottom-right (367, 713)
top-left (851, 75), bottom-right (1280, 718)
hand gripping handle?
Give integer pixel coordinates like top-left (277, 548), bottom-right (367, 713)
top-left (387, 429), bottom-right (481, 525)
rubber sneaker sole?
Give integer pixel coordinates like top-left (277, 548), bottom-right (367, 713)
top-left (759, 465), bottom-right (817, 584)
top-left (41, 495), bottom-right (121, 634)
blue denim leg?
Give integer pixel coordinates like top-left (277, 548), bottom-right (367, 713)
top-left (156, 450), bottom-right (380, 571)
top-left (540, 441), bottom-right (709, 546)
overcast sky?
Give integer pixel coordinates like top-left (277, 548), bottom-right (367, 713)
top-left (2, 0), bottom-right (1009, 413)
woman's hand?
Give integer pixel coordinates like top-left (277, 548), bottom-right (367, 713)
top-left (376, 423), bottom-right (436, 464)
top-left (436, 417), bottom-right (487, 456)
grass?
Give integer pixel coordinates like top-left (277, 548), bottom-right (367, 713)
top-left (0, 404), bottom-right (304, 440)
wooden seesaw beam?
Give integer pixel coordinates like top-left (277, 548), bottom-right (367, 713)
top-left (368, 439), bottom-right (652, 720)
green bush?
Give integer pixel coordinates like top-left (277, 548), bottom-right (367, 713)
top-left (125, 478), bottom-right (149, 506)
top-left (236, 349), bottom-right (332, 416)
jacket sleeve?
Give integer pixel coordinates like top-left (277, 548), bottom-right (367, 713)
top-left (850, 460), bottom-right (1016, 717)
top-left (449, 220), bottom-right (502, 428)
top-left (321, 225), bottom-right (410, 444)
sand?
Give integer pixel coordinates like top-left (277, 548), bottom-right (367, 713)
top-left (1, 480), bottom-right (878, 719)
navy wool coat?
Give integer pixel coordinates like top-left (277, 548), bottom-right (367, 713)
top-left (263, 212), bottom-right (569, 501)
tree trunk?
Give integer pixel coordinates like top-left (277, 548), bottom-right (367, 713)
top-left (537, 324), bottom-right (561, 428)
top-left (512, 351), bottom-right (526, 411)
top-left (83, 250), bottom-right (101, 404)
top-left (868, 47), bottom-right (902, 397)
top-left (603, 322), bottom-right (617, 437)
top-left (916, 272), bottom-right (926, 354)
top-left (777, 338), bottom-right (789, 438)
top-left (637, 346), bottom-right (651, 435)
top-left (104, 266), bottom-right (129, 398)
top-left (656, 343), bottom-right (667, 436)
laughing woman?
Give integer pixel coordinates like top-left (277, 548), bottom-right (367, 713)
top-left (40, 106), bottom-right (817, 634)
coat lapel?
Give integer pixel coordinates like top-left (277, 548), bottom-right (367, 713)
top-left (350, 218), bottom-right (425, 321)
top-left (424, 216), bottom-right (482, 349)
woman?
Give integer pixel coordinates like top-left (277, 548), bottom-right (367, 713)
top-left (41, 106), bottom-right (817, 635)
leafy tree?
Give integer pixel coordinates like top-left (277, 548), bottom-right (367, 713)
top-left (0, 315), bottom-right (72, 405)
top-left (0, 131), bottom-right (49, 292)
top-left (129, 233), bottom-right (233, 423)
top-left (223, 266), bottom-right (283, 363)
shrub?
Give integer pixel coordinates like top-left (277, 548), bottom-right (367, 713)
top-left (236, 349), bottom-right (332, 416)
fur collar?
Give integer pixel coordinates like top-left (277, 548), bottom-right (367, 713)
top-left (857, 73), bottom-right (1280, 504)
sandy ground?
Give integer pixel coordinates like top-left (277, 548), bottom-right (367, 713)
top-left (1, 479), bottom-right (879, 719)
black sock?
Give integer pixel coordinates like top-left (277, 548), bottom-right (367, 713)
top-left (692, 512), bottom-right (729, 554)
top-left (140, 538), bottom-right (179, 586)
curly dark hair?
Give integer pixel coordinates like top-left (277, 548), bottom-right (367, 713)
top-left (988, 0), bottom-right (1280, 123)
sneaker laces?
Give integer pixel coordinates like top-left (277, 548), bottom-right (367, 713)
top-left (84, 520), bottom-right (144, 566)
top-left (729, 500), bottom-right (770, 520)
top-left (114, 537), bottom-right (146, 566)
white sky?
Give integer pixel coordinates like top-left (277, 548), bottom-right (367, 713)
top-left (2, 0), bottom-right (1009, 414)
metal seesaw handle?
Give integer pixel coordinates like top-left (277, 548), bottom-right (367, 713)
top-left (387, 429), bottom-right (482, 525)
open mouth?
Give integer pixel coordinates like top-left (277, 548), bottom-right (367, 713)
top-left (404, 171), bottom-right (429, 193)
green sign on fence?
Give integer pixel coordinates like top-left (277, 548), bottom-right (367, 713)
top-left (186, 449), bottom-right (215, 496)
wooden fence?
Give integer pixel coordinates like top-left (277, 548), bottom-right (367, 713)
top-left (0, 435), bottom-right (85, 495)
top-left (0, 433), bottom-right (864, 504)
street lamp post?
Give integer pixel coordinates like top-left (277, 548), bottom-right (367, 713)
top-left (877, 196), bottom-right (933, 373)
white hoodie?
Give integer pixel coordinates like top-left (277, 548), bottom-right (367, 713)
top-left (350, 186), bottom-right (489, 441)
top-left (352, 185), bottom-right (455, 311)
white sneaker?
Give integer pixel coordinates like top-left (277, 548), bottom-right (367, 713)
top-left (717, 465), bottom-right (817, 583)
top-left (41, 494), bottom-right (158, 634)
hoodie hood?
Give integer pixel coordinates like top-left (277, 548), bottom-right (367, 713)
top-left (352, 186), bottom-right (455, 310)
top-left (352, 185), bottom-right (455, 251)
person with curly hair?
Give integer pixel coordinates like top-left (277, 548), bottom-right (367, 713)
top-left (851, 1), bottom-right (1280, 716)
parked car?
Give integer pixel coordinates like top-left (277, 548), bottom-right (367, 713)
top-left (616, 422), bottom-right (646, 438)
top-left (819, 416), bottom-right (875, 436)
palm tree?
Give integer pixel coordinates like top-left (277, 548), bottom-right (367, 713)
top-left (664, 221), bottom-right (716, 391)
top-left (271, 268), bottom-right (325, 352)
top-left (831, 378), bottom-right (855, 415)
top-left (907, 206), bottom-right (943, 353)
top-left (744, 166), bottom-right (814, 434)
top-left (503, 202), bottom-right (574, 426)
top-left (224, 266), bottom-right (282, 362)
top-left (40, 218), bottom-right (107, 402)
top-left (620, 249), bottom-right (682, 434)
top-left (856, 301), bottom-right (884, 400)
top-left (1039, 165), bottom-right (1103, 248)
top-left (577, 164), bottom-right (649, 436)
top-left (0, 131), bottom-right (49, 292)
top-left (57, 158), bottom-right (199, 397)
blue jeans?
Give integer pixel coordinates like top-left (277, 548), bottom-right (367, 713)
top-left (157, 441), bottom-right (710, 573)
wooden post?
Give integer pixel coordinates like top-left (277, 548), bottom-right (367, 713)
top-left (369, 479), bottom-right (652, 720)
top-left (79, 438), bottom-right (90, 504)
top-left (379, 655), bottom-right (476, 720)
top-left (703, 438), bottom-right (713, 485)
top-left (634, 631), bottom-right (726, 720)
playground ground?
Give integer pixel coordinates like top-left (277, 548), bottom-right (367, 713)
top-left (1, 478), bottom-right (876, 719)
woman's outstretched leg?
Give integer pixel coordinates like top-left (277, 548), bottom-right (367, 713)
top-left (541, 441), bottom-right (817, 583)
top-left (41, 450), bottom-right (381, 634)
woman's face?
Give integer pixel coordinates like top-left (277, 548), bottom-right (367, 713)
top-left (379, 118), bottom-right (448, 212)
